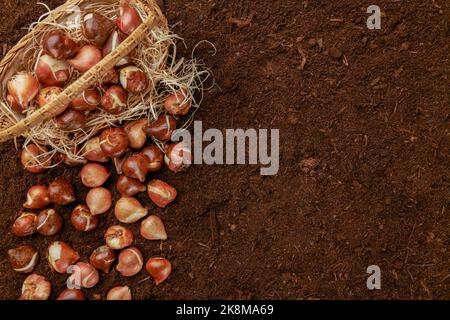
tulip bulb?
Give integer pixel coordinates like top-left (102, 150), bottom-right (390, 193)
top-left (101, 85), bottom-right (128, 114)
top-left (37, 86), bottom-right (69, 115)
top-left (145, 257), bottom-right (172, 285)
top-left (140, 215), bottom-right (167, 241)
top-left (116, 247), bottom-right (143, 277)
top-left (68, 45), bottom-right (102, 72)
top-left (164, 89), bottom-right (192, 116)
top-left (8, 245), bottom-right (38, 273)
top-left (80, 163), bottom-right (111, 187)
top-left (7, 73), bottom-right (40, 113)
top-left (147, 179), bottom-right (177, 208)
top-left (57, 289), bottom-right (85, 300)
top-left (21, 144), bottom-right (52, 174)
top-left (48, 178), bottom-right (75, 205)
top-left (56, 108), bottom-right (87, 131)
top-left (145, 115), bottom-right (177, 141)
top-left (36, 54), bottom-right (71, 86)
top-left (100, 127), bottom-right (129, 157)
top-left (37, 209), bottom-right (63, 236)
top-left (125, 119), bottom-right (147, 149)
top-left (164, 142), bottom-right (192, 173)
top-left (116, 175), bottom-right (146, 197)
top-left (12, 212), bottom-right (38, 237)
top-left (82, 12), bottom-right (115, 46)
top-left (141, 145), bottom-right (163, 172)
top-left (68, 262), bottom-right (100, 289)
top-left (20, 274), bottom-right (51, 300)
top-left (86, 187), bottom-right (112, 215)
top-left (122, 154), bottom-right (148, 182)
top-left (115, 197), bottom-right (148, 224)
top-left (82, 137), bottom-right (110, 163)
top-left (43, 30), bottom-right (78, 60)
top-left (23, 185), bottom-right (50, 209)
top-left (119, 66), bottom-right (149, 94)
top-left (107, 286), bottom-right (131, 300)
top-left (90, 245), bottom-right (116, 273)
top-left (71, 205), bottom-right (99, 232)
top-left (71, 88), bottom-right (101, 112)
top-left (47, 241), bottom-right (80, 274)
top-left (105, 225), bottom-right (134, 250)
top-left (117, 1), bottom-right (143, 35)
top-left (103, 30), bottom-right (134, 66)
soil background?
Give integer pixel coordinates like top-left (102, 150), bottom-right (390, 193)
top-left (0, 0), bottom-right (449, 299)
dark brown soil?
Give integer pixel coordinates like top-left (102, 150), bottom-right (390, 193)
top-left (0, 0), bottom-right (449, 300)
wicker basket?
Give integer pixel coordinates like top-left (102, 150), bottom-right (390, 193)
top-left (0, 0), bottom-right (168, 145)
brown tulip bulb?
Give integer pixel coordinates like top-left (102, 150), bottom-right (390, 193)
top-left (117, 1), bottom-right (143, 35)
top-left (125, 119), bottom-right (147, 149)
top-left (164, 89), bottom-right (192, 116)
top-left (8, 245), bottom-right (38, 273)
top-left (101, 85), bottom-right (128, 114)
top-left (140, 145), bottom-right (163, 172)
top-left (35, 54), bottom-right (71, 87)
top-left (71, 205), bottom-right (99, 232)
top-left (140, 215), bottom-right (167, 241)
top-left (12, 212), bottom-right (38, 237)
top-left (57, 288), bottom-right (85, 300)
top-left (80, 163), bottom-right (111, 187)
top-left (43, 30), bottom-right (78, 60)
top-left (145, 257), bottom-right (172, 285)
top-left (68, 45), bottom-right (102, 72)
top-left (83, 137), bottom-right (110, 163)
top-left (116, 175), bottom-right (146, 197)
top-left (86, 187), bottom-right (112, 215)
top-left (145, 115), bottom-right (177, 141)
top-left (100, 127), bottom-right (129, 157)
top-left (105, 225), bottom-right (134, 250)
top-left (119, 66), bottom-right (149, 94)
top-left (71, 88), bottom-right (101, 112)
top-left (56, 108), bottom-right (87, 131)
top-left (164, 142), bottom-right (192, 173)
top-left (107, 286), bottom-right (131, 300)
top-left (37, 209), bottom-right (63, 236)
top-left (7, 73), bottom-right (40, 113)
top-left (122, 154), bottom-right (148, 182)
top-left (20, 274), bottom-right (51, 300)
top-left (116, 247), bottom-right (143, 277)
top-left (37, 86), bottom-right (69, 115)
top-left (114, 197), bottom-right (148, 224)
top-left (68, 262), bottom-right (100, 289)
top-left (47, 241), bottom-right (80, 274)
top-left (23, 185), bottom-right (51, 209)
top-left (89, 245), bottom-right (116, 273)
top-left (21, 144), bottom-right (52, 174)
top-left (82, 12), bottom-right (115, 46)
top-left (48, 178), bottom-right (75, 205)
top-left (147, 179), bottom-right (177, 208)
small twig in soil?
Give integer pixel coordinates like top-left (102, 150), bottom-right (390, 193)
top-left (227, 17), bottom-right (252, 28)
top-left (138, 276), bottom-right (151, 284)
top-left (296, 46), bottom-right (307, 70)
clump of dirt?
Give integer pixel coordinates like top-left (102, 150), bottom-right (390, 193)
top-left (0, 0), bottom-right (448, 299)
